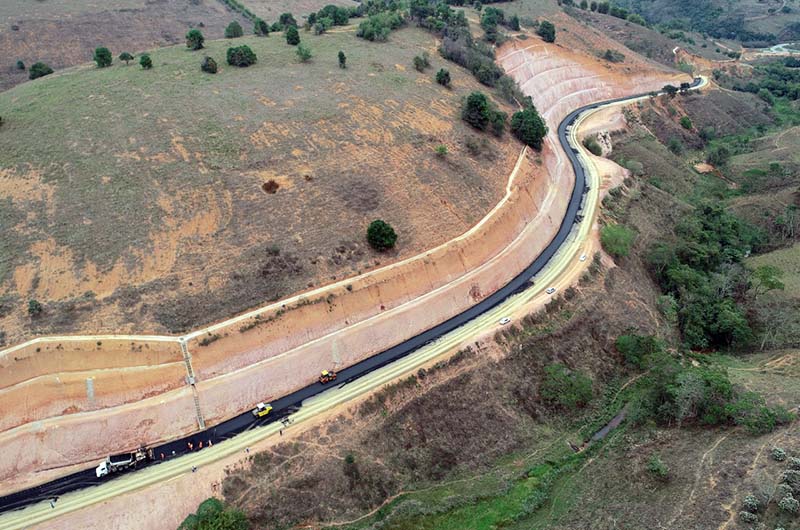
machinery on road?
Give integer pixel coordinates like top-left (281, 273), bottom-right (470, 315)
top-left (252, 402), bottom-right (273, 417)
top-left (95, 447), bottom-right (153, 478)
top-left (319, 370), bottom-right (337, 384)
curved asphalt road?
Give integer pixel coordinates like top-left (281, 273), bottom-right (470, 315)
top-left (0, 77), bottom-right (700, 515)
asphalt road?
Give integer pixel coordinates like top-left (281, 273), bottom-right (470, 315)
top-left (0, 76), bottom-right (703, 526)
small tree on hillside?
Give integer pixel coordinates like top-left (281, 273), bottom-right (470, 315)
top-left (538, 20), bottom-right (556, 43)
top-left (296, 43), bottom-right (312, 62)
top-left (119, 52), bottom-right (134, 65)
top-left (662, 84), bottom-right (678, 97)
top-left (508, 14), bottom-right (520, 30)
top-left (201, 56), bottom-right (218, 74)
top-left (286, 25), bottom-right (300, 45)
top-left (94, 47), bottom-right (113, 68)
top-left (29, 62), bottom-right (53, 80)
top-left (254, 18), bottom-right (270, 36)
top-left (186, 29), bottom-right (205, 50)
top-left (462, 91), bottom-right (491, 130)
top-left (225, 20), bottom-right (244, 38)
top-left (279, 12), bottom-right (298, 28)
top-left (436, 68), bottom-right (451, 87)
top-left (338, 50), bottom-right (347, 68)
top-left (227, 45), bottom-right (257, 67)
top-left (413, 55), bottom-right (426, 72)
top-left (140, 54), bottom-right (153, 69)
top-left (511, 106), bottom-right (548, 149)
top-left (367, 220), bottom-right (398, 251)
top-left (16, 60), bottom-right (25, 70)
top-left (27, 299), bottom-right (43, 317)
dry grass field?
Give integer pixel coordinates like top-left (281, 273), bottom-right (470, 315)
top-left (0, 27), bottom-right (521, 343)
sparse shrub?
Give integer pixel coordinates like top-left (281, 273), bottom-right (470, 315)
top-left (16, 60), bottom-right (25, 70)
top-left (647, 454), bottom-right (669, 480)
top-left (511, 106), bottom-right (548, 149)
top-left (140, 54), bottom-right (153, 69)
top-left (201, 56), bottom-right (218, 74)
top-left (225, 21), bottom-right (244, 38)
top-left (679, 116), bottom-right (693, 130)
top-left (435, 145), bottom-right (448, 157)
top-left (227, 46), bottom-right (257, 67)
top-left (537, 20), bottom-right (556, 43)
top-left (254, 18), bottom-right (269, 36)
top-left (186, 28), bottom-right (205, 50)
top-left (94, 47), bottom-right (113, 68)
top-left (28, 62), bottom-right (53, 80)
top-left (119, 52), bottom-right (134, 65)
top-left (601, 224), bottom-right (636, 259)
top-left (436, 68), bottom-right (451, 87)
top-left (296, 43), bottom-right (312, 62)
top-left (286, 25), bottom-right (300, 45)
top-left (742, 494), bottom-right (760, 513)
top-left (779, 495), bottom-right (800, 514)
top-left (367, 220), bottom-right (398, 251)
top-left (738, 511), bottom-right (758, 524)
top-left (773, 447), bottom-right (788, 461)
top-left (27, 299), bottom-right (43, 316)
top-left (338, 50), bottom-right (346, 69)
top-left (539, 363), bottom-right (592, 410)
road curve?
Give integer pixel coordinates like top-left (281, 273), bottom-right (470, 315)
top-left (0, 76), bottom-right (703, 519)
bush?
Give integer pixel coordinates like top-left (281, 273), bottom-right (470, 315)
top-left (647, 454), bottom-right (669, 480)
top-left (93, 47), bottom-right (112, 68)
top-left (436, 68), bottom-right (451, 87)
top-left (356, 11), bottom-right (405, 41)
top-left (338, 50), bottom-right (347, 68)
top-left (435, 145), bottom-right (448, 157)
top-left (27, 299), bottom-right (43, 316)
top-left (254, 18), bottom-right (269, 36)
top-left (227, 45), bottom-right (257, 67)
top-left (583, 135), bottom-right (602, 155)
top-left (28, 62), bottom-right (53, 80)
top-left (537, 20), bottom-right (556, 43)
top-left (286, 25), bottom-right (300, 45)
top-left (707, 145), bottom-right (731, 167)
top-left (179, 497), bottom-right (249, 530)
top-left (367, 220), bottom-right (398, 251)
top-left (279, 12), bottom-right (297, 28)
top-left (602, 49), bottom-right (625, 63)
top-left (779, 495), bottom-right (800, 514)
top-left (201, 56), bottom-right (218, 74)
top-left (413, 55), bottom-right (426, 72)
top-left (738, 511), bottom-right (758, 524)
top-left (667, 137), bottom-right (683, 155)
top-left (789, 457), bottom-right (800, 470)
top-left (489, 109), bottom-right (506, 137)
top-left (742, 494), bottom-right (760, 513)
top-left (296, 43), bottom-right (312, 62)
top-left (539, 363), bottom-right (593, 410)
top-left (511, 106), bottom-right (548, 149)
top-left (16, 60), bottom-right (25, 70)
top-left (186, 28), bottom-right (205, 50)
top-left (140, 54), bottom-right (153, 69)
top-left (615, 334), bottom-right (663, 368)
top-left (772, 447), bottom-right (788, 461)
top-left (679, 116), bottom-right (693, 130)
top-left (119, 52), bottom-right (134, 65)
top-left (225, 21), bottom-right (244, 38)
top-left (462, 92), bottom-right (492, 130)
top-left (601, 224), bottom-right (636, 258)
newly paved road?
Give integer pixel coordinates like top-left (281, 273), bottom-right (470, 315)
top-left (0, 76), bottom-right (704, 530)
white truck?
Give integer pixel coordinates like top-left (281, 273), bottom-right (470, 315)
top-left (95, 447), bottom-right (153, 478)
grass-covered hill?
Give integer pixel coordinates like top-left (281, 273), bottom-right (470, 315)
top-left (0, 27), bottom-right (521, 341)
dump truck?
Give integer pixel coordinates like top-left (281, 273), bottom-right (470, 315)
top-left (95, 447), bottom-right (153, 478)
top-left (319, 370), bottom-right (337, 384)
top-left (252, 402), bottom-right (273, 417)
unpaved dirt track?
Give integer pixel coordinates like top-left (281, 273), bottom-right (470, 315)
top-left (0, 75), bottom-right (706, 530)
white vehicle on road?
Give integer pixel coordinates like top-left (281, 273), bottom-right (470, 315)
top-left (499, 317), bottom-right (511, 325)
top-left (546, 287), bottom-right (556, 295)
top-left (579, 254), bottom-right (587, 262)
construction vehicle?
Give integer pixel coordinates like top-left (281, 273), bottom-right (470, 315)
top-left (319, 369), bottom-right (337, 384)
top-left (252, 402), bottom-right (273, 417)
top-left (95, 447), bottom-right (153, 478)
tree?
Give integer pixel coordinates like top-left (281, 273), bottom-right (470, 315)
top-left (436, 68), bottom-right (451, 87)
top-left (119, 52), bottom-right (134, 65)
top-left (462, 91), bottom-right (491, 130)
top-left (94, 47), bottom-right (113, 68)
top-left (367, 220), bottom-right (398, 251)
top-left (707, 145), bottom-right (731, 166)
top-left (27, 299), bottom-right (43, 317)
top-left (662, 84), bottom-right (678, 97)
top-left (296, 43), bottom-right (312, 62)
top-left (279, 12), bottom-right (298, 28)
top-left (601, 223), bottom-right (636, 258)
top-left (227, 45), bottom-right (257, 67)
top-left (201, 56), bottom-right (218, 74)
top-left (140, 54), bottom-right (153, 69)
top-left (679, 116), bottom-right (693, 130)
top-left (508, 14), bottom-right (520, 30)
top-left (16, 60), bottom-right (25, 70)
top-left (29, 62), bottom-right (53, 80)
top-left (338, 50), bottom-right (346, 69)
top-left (286, 25), bottom-right (300, 45)
top-left (511, 106), bottom-right (548, 149)
top-left (225, 21), bottom-right (244, 39)
top-left (179, 497), bottom-right (249, 530)
top-left (254, 18), bottom-right (269, 36)
top-left (540, 363), bottom-right (593, 410)
top-left (750, 265), bottom-right (784, 298)
top-left (413, 55), bottom-right (426, 72)
top-left (538, 20), bottom-right (556, 43)
top-left (186, 29), bottom-right (205, 50)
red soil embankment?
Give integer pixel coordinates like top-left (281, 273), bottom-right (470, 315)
top-left (0, 35), bottom-right (686, 494)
